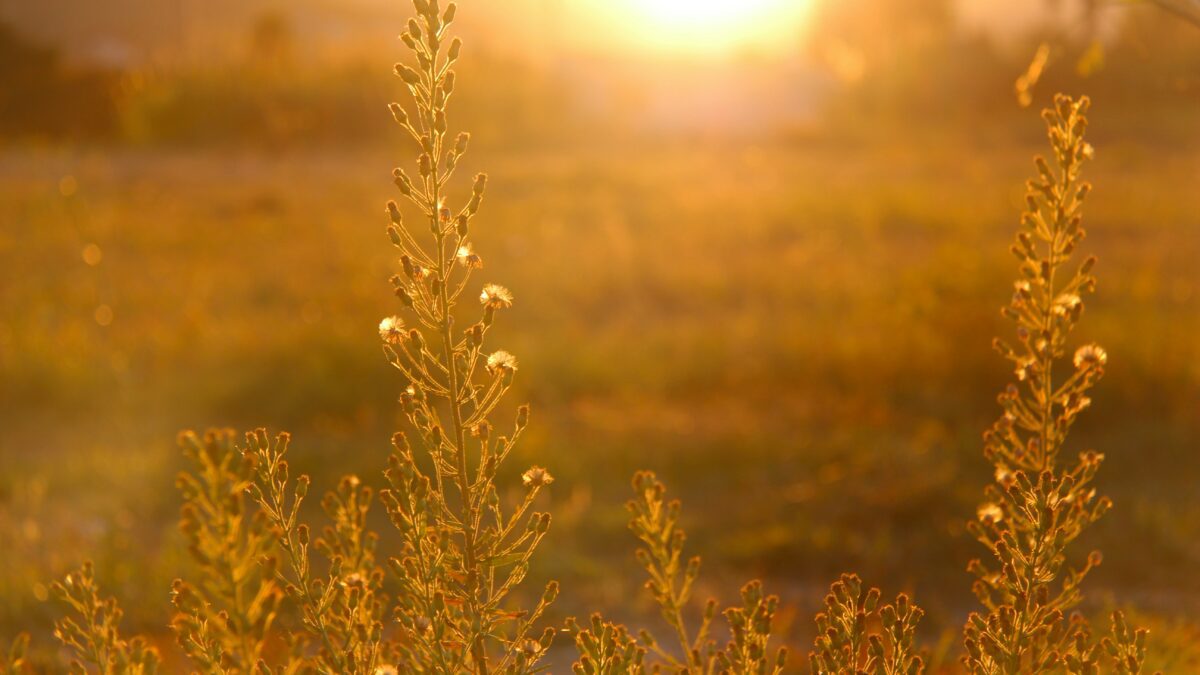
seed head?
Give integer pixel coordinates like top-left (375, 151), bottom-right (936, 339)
top-left (1052, 293), bottom-right (1082, 316)
top-left (522, 466), bottom-right (553, 489)
top-left (480, 284), bottom-right (513, 308)
top-left (379, 316), bottom-right (406, 344)
top-left (1073, 344), bottom-right (1107, 370)
top-left (1014, 356), bottom-right (1035, 382)
top-left (457, 244), bottom-right (483, 269)
top-left (487, 350), bottom-right (518, 375)
top-left (994, 465), bottom-right (1014, 486)
top-left (1064, 394), bottom-right (1092, 416)
top-left (977, 503), bottom-right (1004, 524)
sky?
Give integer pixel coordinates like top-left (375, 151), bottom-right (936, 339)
top-left (0, 0), bottom-right (1090, 66)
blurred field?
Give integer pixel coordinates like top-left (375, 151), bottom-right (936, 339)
top-left (2, 117), bottom-right (1198, 662)
top-left (3, 0), bottom-right (1200, 669)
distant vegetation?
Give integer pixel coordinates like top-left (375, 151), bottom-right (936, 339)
top-left (2, 0), bottom-right (1198, 146)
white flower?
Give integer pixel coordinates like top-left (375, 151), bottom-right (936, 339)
top-left (522, 466), bottom-right (553, 489)
top-left (480, 284), bottom-right (513, 308)
top-left (457, 244), bottom-right (483, 269)
top-left (1052, 293), bottom-right (1081, 316)
top-left (486, 350), bottom-right (518, 375)
top-left (1073, 344), bottom-right (1107, 370)
top-left (977, 503), bottom-right (1004, 523)
top-left (379, 316), bottom-right (406, 344)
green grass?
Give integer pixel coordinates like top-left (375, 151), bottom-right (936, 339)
top-left (1, 127), bottom-right (1197, 661)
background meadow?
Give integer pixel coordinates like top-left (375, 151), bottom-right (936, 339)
top-left (1, 0), bottom-right (1198, 668)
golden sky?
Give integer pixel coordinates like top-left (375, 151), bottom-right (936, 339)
top-left (581, 0), bottom-right (814, 55)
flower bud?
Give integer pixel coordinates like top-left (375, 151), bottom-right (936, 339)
top-left (393, 168), bottom-right (413, 196)
top-left (388, 102), bottom-right (408, 126)
top-left (394, 64), bottom-right (421, 86)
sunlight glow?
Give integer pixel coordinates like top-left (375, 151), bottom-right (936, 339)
top-left (637, 0), bottom-right (781, 25)
top-left (617, 0), bottom-right (807, 55)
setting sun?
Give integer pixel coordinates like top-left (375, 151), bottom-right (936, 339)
top-left (636, 0), bottom-right (783, 25)
top-left (614, 0), bottom-right (808, 54)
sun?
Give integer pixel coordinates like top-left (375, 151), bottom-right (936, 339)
top-left (637, 0), bottom-right (780, 23)
top-left (620, 0), bottom-right (804, 55)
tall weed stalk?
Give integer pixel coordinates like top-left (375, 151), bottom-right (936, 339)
top-left (961, 95), bottom-right (1150, 675)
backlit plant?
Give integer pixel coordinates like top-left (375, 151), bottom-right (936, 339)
top-left (961, 95), bottom-right (1150, 675)
top-left (49, 2), bottom-right (558, 673)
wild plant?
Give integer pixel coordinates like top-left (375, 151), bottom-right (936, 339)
top-left (50, 562), bottom-right (160, 674)
top-left (568, 614), bottom-right (648, 675)
top-left (574, 471), bottom-right (787, 674)
top-left (380, 0), bottom-right (558, 670)
top-left (961, 94), bottom-right (1150, 674)
top-left (808, 574), bottom-right (924, 675)
top-left (44, 1), bottom-right (553, 672)
top-left (171, 430), bottom-right (281, 673)
top-left (243, 428), bottom-right (388, 673)
top-left (0, 634), bottom-right (29, 674)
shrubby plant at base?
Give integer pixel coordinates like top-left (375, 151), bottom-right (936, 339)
top-left (21, 2), bottom-right (1155, 671)
top-left (573, 471), bottom-right (788, 674)
top-left (172, 430), bottom-right (282, 673)
top-left (51, 562), bottom-right (161, 674)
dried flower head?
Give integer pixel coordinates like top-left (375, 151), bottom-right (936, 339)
top-left (522, 466), bottom-right (554, 489)
top-left (518, 639), bottom-right (543, 658)
top-left (379, 316), bottom-right (406, 344)
top-left (487, 350), bottom-right (518, 375)
top-left (1064, 394), bottom-right (1092, 416)
top-left (994, 465), bottom-right (1013, 485)
top-left (1014, 356), bottom-right (1035, 381)
top-left (976, 502), bottom-right (1004, 523)
top-left (1073, 343), bottom-right (1107, 370)
top-left (457, 244), bottom-right (483, 269)
top-left (480, 283), bottom-right (513, 308)
top-left (1052, 292), bottom-right (1082, 316)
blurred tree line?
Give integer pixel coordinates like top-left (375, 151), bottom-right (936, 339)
top-left (0, 22), bottom-right (120, 139)
top-left (1, 1), bottom-right (1197, 146)
top-left (805, 0), bottom-right (1200, 139)
top-left (0, 11), bottom-right (581, 148)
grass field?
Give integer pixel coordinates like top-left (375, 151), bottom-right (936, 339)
top-left (1, 122), bottom-right (1198, 665)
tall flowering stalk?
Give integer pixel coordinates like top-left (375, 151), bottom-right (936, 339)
top-left (962, 95), bottom-right (1148, 674)
top-left (379, 1), bottom-right (557, 672)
